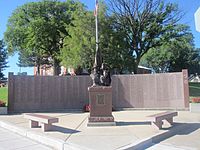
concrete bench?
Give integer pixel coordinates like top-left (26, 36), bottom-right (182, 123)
top-left (24, 113), bottom-right (59, 132)
top-left (147, 111), bottom-right (178, 129)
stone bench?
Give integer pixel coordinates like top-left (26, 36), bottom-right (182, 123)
top-left (24, 113), bottom-right (59, 132)
top-left (147, 111), bottom-right (178, 129)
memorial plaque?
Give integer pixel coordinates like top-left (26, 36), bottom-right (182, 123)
top-left (96, 94), bottom-right (105, 105)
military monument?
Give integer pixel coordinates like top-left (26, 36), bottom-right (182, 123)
top-left (87, 0), bottom-right (115, 126)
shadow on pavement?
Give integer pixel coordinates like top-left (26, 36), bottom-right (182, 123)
top-left (116, 121), bottom-right (151, 126)
top-left (161, 122), bottom-right (200, 132)
top-left (174, 122), bottom-right (200, 135)
top-left (49, 125), bottom-right (80, 134)
top-left (143, 122), bottom-right (200, 149)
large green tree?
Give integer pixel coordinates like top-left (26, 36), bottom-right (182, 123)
top-left (61, 2), bottom-right (96, 72)
top-left (61, 2), bottom-right (131, 74)
top-left (0, 40), bottom-right (8, 80)
top-left (108, 0), bottom-right (184, 73)
top-left (141, 28), bottom-right (200, 74)
top-left (168, 37), bottom-right (199, 74)
top-left (62, 0), bottom-right (188, 74)
top-left (4, 0), bottom-right (78, 75)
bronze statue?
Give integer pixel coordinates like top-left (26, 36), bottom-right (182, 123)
top-left (91, 48), bottom-right (111, 86)
top-left (100, 63), bottom-right (111, 86)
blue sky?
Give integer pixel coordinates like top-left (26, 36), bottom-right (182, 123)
top-left (0, 0), bottom-right (200, 77)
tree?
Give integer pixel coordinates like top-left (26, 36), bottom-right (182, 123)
top-left (141, 45), bottom-right (171, 73)
top-left (168, 37), bottom-right (200, 74)
top-left (61, 1), bottom-right (131, 74)
top-left (4, 0), bottom-right (78, 75)
top-left (191, 48), bottom-right (200, 74)
top-left (0, 40), bottom-right (8, 80)
top-left (108, 0), bottom-right (184, 73)
top-left (61, 3), bottom-right (96, 73)
top-left (141, 28), bottom-right (200, 74)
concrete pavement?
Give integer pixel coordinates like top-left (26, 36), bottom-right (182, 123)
top-left (148, 121), bottom-right (200, 150)
top-left (147, 143), bottom-right (197, 150)
top-left (0, 127), bottom-right (53, 150)
top-left (0, 110), bottom-right (199, 150)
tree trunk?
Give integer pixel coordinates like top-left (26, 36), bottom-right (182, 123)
top-left (53, 58), bottom-right (60, 76)
top-left (133, 58), bottom-right (140, 74)
top-left (133, 65), bottom-right (138, 74)
top-left (37, 65), bottom-right (40, 76)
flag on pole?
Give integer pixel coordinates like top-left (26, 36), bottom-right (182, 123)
top-left (94, 0), bottom-right (98, 16)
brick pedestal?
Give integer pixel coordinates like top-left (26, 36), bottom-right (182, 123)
top-left (87, 86), bottom-right (115, 126)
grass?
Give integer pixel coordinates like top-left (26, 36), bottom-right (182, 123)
top-left (0, 87), bottom-right (8, 104)
top-left (189, 82), bottom-right (200, 98)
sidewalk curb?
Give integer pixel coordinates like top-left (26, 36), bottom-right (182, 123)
top-left (0, 120), bottom-right (85, 150)
top-left (0, 121), bottom-right (28, 136)
top-left (117, 123), bottom-right (188, 150)
top-left (26, 131), bottom-right (64, 150)
top-left (0, 120), bottom-right (188, 150)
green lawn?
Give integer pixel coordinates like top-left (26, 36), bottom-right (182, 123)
top-left (0, 87), bottom-right (8, 104)
top-left (189, 82), bottom-right (200, 98)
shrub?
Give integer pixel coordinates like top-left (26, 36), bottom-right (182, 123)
top-left (84, 104), bottom-right (90, 112)
top-left (0, 100), bottom-right (6, 107)
top-left (191, 97), bottom-right (200, 103)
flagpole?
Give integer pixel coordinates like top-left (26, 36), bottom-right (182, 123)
top-left (94, 0), bottom-right (101, 67)
top-left (92, 0), bottom-right (102, 86)
top-left (91, 0), bottom-right (111, 86)
top-left (95, 0), bottom-right (98, 54)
